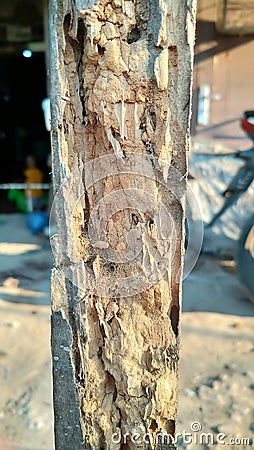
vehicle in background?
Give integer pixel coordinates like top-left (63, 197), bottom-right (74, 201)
top-left (205, 111), bottom-right (254, 303)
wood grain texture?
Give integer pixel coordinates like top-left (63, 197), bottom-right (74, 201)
top-left (49, 1), bottom-right (196, 448)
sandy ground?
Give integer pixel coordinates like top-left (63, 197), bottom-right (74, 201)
top-left (0, 214), bottom-right (53, 450)
top-left (0, 143), bottom-right (254, 449)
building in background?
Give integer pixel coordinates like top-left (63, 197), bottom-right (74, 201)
top-left (0, 0), bottom-right (49, 211)
top-left (1, 0), bottom-right (254, 207)
top-left (192, 0), bottom-right (254, 150)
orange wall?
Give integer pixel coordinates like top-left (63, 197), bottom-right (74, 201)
top-left (193, 0), bottom-right (254, 149)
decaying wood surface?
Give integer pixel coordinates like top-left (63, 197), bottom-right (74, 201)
top-left (49, 0), bottom-right (196, 448)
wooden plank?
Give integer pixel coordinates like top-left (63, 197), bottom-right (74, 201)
top-left (49, 1), bottom-right (197, 448)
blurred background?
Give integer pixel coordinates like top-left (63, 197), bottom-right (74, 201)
top-left (0, 0), bottom-right (50, 213)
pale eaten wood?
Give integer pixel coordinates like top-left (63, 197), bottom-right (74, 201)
top-left (50, 0), bottom-right (197, 449)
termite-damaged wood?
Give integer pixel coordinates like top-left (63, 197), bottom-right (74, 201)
top-left (51, 308), bottom-right (84, 450)
top-left (49, 0), bottom-right (196, 449)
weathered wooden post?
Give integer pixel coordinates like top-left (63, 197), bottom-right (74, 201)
top-left (49, 0), bottom-right (196, 448)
